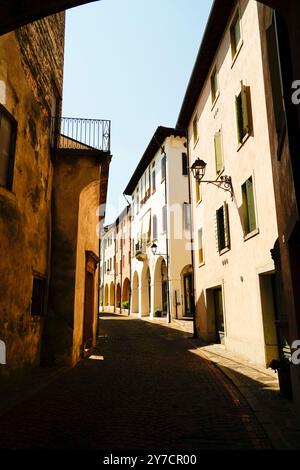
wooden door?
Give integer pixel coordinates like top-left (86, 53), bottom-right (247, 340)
top-left (83, 251), bottom-right (99, 353)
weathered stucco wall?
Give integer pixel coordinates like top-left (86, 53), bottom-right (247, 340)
top-left (257, 3), bottom-right (300, 414)
top-left (0, 14), bottom-right (65, 374)
top-left (189, 0), bottom-right (279, 366)
top-left (43, 153), bottom-right (108, 366)
top-left (73, 180), bottom-right (100, 365)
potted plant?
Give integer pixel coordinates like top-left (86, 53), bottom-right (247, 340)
top-left (155, 310), bottom-right (162, 318)
top-left (268, 357), bottom-right (293, 399)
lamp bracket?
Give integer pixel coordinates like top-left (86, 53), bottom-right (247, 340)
top-left (198, 175), bottom-right (234, 200)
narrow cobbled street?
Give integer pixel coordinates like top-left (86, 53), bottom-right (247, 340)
top-left (0, 314), bottom-right (272, 450)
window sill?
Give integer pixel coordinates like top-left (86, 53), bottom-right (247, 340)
top-left (196, 199), bottom-right (202, 207)
top-left (231, 40), bottom-right (244, 68)
top-left (161, 177), bottom-right (166, 184)
top-left (237, 132), bottom-right (251, 152)
top-left (198, 261), bottom-right (205, 268)
top-left (243, 227), bottom-right (259, 242)
top-left (219, 246), bottom-right (230, 256)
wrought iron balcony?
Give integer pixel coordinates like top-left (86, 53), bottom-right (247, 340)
top-left (135, 240), bottom-right (147, 261)
top-left (52, 116), bottom-right (111, 153)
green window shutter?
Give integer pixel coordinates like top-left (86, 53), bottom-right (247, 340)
top-left (242, 182), bottom-right (249, 234)
top-left (214, 131), bottom-right (223, 174)
top-left (235, 94), bottom-right (243, 143)
top-left (223, 202), bottom-right (230, 249)
top-left (216, 207), bottom-right (225, 252)
top-left (266, 20), bottom-right (285, 135)
top-left (241, 82), bottom-right (250, 136)
top-left (246, 178), bottom-right (256, 232)
top-left (198, 228), bottom-right (203, 264)
top-left (195, 179), bottom-right (201, 204)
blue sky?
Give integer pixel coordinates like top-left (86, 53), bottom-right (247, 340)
top-left (62, 0), bottom-right (213, 224)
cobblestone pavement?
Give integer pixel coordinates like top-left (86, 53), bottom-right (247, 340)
top-left (0, 314), bottom-right (272, 450)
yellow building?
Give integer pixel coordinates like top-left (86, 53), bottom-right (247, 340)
top-left (0, 13), bottom-right (111, 375)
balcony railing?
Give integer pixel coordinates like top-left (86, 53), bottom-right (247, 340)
top-left (135, 240), bottom-right (147, 260)
top-left (52, 116), bottom-right (111, 152)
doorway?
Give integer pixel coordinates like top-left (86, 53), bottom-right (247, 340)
top-left (206, 287), bottom-right (225, 344)
top-left (82, 251), bottom-right (99, 353)
top-left (183, 273), bottom-right (193, 317)
top-left (259, 273), bottom-right (280, 365)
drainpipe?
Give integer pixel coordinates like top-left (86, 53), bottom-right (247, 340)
top-left (161, 144), bottom-right (171, 324)
top-left (120, 219), bottom-right (123, 314)
top-left (128, 205), bottom-right (132, 316)
top-left (97, 230), bottom-right (101, 337)
top-left (186, 129), bottom-right (197, 339)
top-left (114, 228), bottom-right (116, 314)
top-left (164, 154), bottom-right (171, 324)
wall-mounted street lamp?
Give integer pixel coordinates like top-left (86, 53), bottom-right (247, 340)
top-left (150, 243), bottom-right (171, 324)
top-left (190, 158), bottom-right (234, 199)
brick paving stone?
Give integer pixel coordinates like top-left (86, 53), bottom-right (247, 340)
top-left (0, 314), bottom-right (272, 450)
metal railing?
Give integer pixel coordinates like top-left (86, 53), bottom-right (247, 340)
top-left (135, 240), bottom-right (147, 257)
top-left (52, 116), bottom-right (111, 152)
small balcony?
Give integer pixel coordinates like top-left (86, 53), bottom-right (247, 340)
top-left (51, 116), bottom-right (111, 155)
top-left (135, 241), bottom-right (147, 261)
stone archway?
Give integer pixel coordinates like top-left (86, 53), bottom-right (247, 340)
top-left (122, 277), bottom-right (130, 311)
top-left (104, 283), bottom-right (109, 307)
top-left (153, 257), bottom-right (168, 318)
top-left (140, 262), bottom-right (151, 317)
top-left (131, 271), bottom-right (139, 314)
top-left (110, 281), bottom-right (115, 309)
top-left (116, 283), bottom-right (121, 310)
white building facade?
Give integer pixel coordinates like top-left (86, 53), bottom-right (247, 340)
top-left (124, 126), bottom-right (193, 321)
top-left (100, 224), bottom-right (116, 313)
top-left (177, 0), bottom-right (280, 367)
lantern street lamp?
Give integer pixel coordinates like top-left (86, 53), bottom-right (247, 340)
top-left (190, 158), bottom-right (234, 199)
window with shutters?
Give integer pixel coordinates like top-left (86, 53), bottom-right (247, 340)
top-left (183, 203), bottom-right (191, 231)
top-left (235, 81), bottom-right (252, 145)
top-left (192, 115), bottom-right (198, 145)
top-left (195, 179), bottom-right (202, 205)
top-left (216, 203), bottom-right (230, 253)
top-left (266, 13), bottom-right (286, 158)
top-left (0, 105), bottom-right (17, 191)
top-left (162, 205), bottom-right (167, 233)
top-left (230, 10), bottom-right (243, 60)
top-left (136, 191), bottom-right (140, 214)
top-left (242, 177), bottom-right (257, 236)
top-left (152, 214), bottom-right (158, 240)
top-left (161, 154), bottom-right (166, 181)
top-left (198, 228), bottom-right (204, 265)
top-left (131, 195), bottom-right (135, 220)
top-left (211, 66), bottom-right (220, 105)
top-left (214, 130), bottom-right (223, 175)
top-left (182, 153), bottom-right (188, 176)
top-left (152, 168), bottom-right (156, 192)
top-left (31, 275), bottom-right (46, 316)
